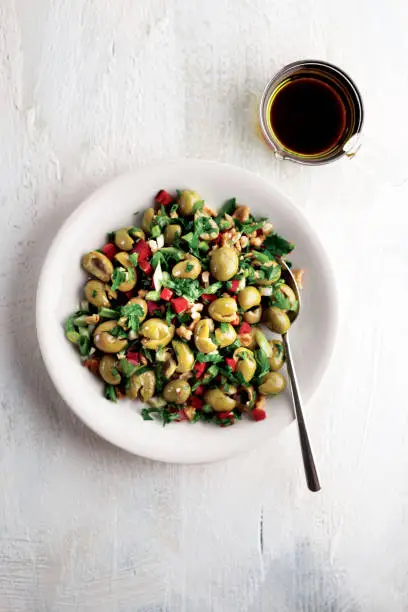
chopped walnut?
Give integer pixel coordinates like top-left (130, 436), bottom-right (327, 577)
top-left (240, 235), bottom-right (249, 249)
top-left (191, 312), bottom-right (201, 321)
top-left (262, 221), bottom-right (274, 235)
top-left (233, 205), bottom-right (250, 222)
top-left (179, 371), bottom-right (193, 380)
top-left (250, 235), bottom-right (265, 247)
top-left (138, 289), bottom-right (147, 298)
top-left (201, 271), bottom-right (210, 286)
top-left (184, 406), bottom-right (196, 420)
top-left (188, 319), bottom-right (201, 331)
top-left (292, 268), bottom-right (305, 289)
top-left (203, 204), bottom-right (216, 217)
top-left (170, 211), bottom-right (178, 218)
top-left (147, 239), bottom-right (158, 253)
top-left (176, 326), bottom-right (193, 341)
top-left (239, 333), bottom-right (254, 348)
top-left (84, 314), bottom-right (99, 325)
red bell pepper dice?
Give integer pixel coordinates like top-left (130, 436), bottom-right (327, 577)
top-left (252, 408), bottom-right (266, 421)
top-left (139, 260), bottom-right (153, 275)
top-left (194, 362), bottom-right (207, 378)
top-left (229, 280), bottom-right (240, 292)
top-left (171, 297), bottom-right (189, 314)
top-left (191, 397), bottom-right (203, 409)
top-left (147, 301), bottom-right (159, 315)
top-left (160, 288), bottom-right (174, 301)
top-left (238, 322), bottom-right (251, 334)
top-left (101, 243), bottom-right (118, 259)
top-left (126, 351), bottom-right (140, 365)
top-left (132, 239), bottom-right (151, 262)
top-left (201, 294), bottom-right (217, 302)
top-left (225, 358), bottom-right (237, 371)
top-left (155, 189), bottom-right (174, 206)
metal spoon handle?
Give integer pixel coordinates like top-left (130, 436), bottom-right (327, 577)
top-left (282, 333), bottom-right (321, 492)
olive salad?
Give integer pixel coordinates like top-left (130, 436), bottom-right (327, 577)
top-left (65, 189), bottom-right (301, 426)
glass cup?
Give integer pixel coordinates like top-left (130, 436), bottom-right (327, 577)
top-left (259, 60), bottom-right (364, 166)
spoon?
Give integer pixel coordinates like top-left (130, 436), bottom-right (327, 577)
top-left (279, 260), bottom-right (321, 492)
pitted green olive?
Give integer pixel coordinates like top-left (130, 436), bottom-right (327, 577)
top-left (244, 305), bottom-right (262, 324)
top-left (126, 297), bottom-right (147, 322)
top-left (259, 371), bottom-right (286, 395)
top-left (85, 280), bottom-right (111, 308)
top-left (163, 379), bottom-right (191, 404)
top-left (99, 355), bottom-right (121, 385)
top-left (204, 389), bottom-right (236, 413)
top-left (275, 284), bottom-right (298, 311)
top-left (257, 260), bottom-right (281, 286)
top-left (238, 286), bottom-right (261, 311)
top-left (172, 256), bottom-right (201, 280)
top-left (114, 252), bottom-right (137, 292)
top-left (208, 297), bottom-right (237, 323)
top-left (141, 207), bottom-right (155, 233)
top-left (114, 228), bottom-right (134, 251)
top-left (94, 320), bottom-right (128, 353)
top-left (140, 318), bottom-right (174, 349)
top-left (214, 323), bottom-right (237, 347)
top-left (81, 251), bottom-right (113, 282)
top-left (127, 370), bottom-right (156, 401)
top-left (194, 319), bottom-right (217, 353)
top-left (172, 340), bottom-right (194, 373)
top-left (265, 307), bottom-right (291, 334)
top-left (237, 386), bottom-right (256, 410)
top-left (210, 246), bottom-right (239, 281)
top-left (178, 190), bottom-right (201, 216)
top-left (233, 347), bottom-right (257, 382)
top-left (269, 340), bottom-right (285, 371)
top-left (164, 224), bottom-right (181, 246)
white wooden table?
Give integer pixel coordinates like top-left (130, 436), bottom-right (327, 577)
top-left (1, 1), bottom-right (408, 610)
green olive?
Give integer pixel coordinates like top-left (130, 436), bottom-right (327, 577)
top-left (114, 228), bottom-right (134, 251)
top-left (194, 319), bottom-right (217, 353)
top-left (130, 227), bottom-right (145, 240)
top-left (81, 251), bottom-right (113, 282)
top-left (204, 389), bottom-right (236, 413)
top-left (172, 340), bottom-right (194, 373)
top-left (256, 260), bottom-right (281, 286)
top-left (259, 371), bottom-right (286, 395)
top-left (99, 355), bottom-right (121, 385)
top-left (269, 340), bottom-right (285, 371)
top-left (114, 252), bottom-right (137, 292)
top-left (94, 320), bottom-right (128, 353)
top-left (85, 280), bottom-right (111, 308)
top-left (141, 207), bottom-right (155, 233)
top-left (164, 224), bottom-right (181, 246)
top-left (163, 379), bottom-right (191, 404)
top-left (172, 256), bottom-right (201, 280)
top-left (208, 297), bottom-right (237, 323)
top-left (140, 318), bottom-right (174, 350)
top-left (236, 386), bottom-right (256, 410)
top-left (127, 370), bottom-right (156, 401)
top-left (178, 190), bottom-right (201, 216)
top-left (238, 286), bottom-right (261, 311)
top-left (265, 307), bottom-right (291, 334)
top-left (210, 246), bottom-right (239, 281)
top-left (233, 347), bottom-right (257, 382)
top-left (214, 323), bottom-right (237, 348)
top-left (244, 305), bottom-right (262, 324)
top-left (126, 297), bottom-right (147, 321)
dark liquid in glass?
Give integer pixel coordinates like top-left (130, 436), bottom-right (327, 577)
top-left (270, 77), bottom-right (347, 155)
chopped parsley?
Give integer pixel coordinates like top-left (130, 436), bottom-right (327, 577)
top-left (263, 232), bottom-right (295, 256)
top-left (111, 267), bottom-right (127, 291)
top-left (120, 302), bottom-right (145, 333)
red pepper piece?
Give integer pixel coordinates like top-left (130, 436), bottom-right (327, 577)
top-left (124, 290), bottom-right (134, 300)
top-left (194, 385), bottom-right (205, 395)
top-left (147, 301), bottom-right (159, 315)
top-left (194, 362), bottom-right (207, 378)
top-left (252, 408), bottom-right (266, 421)
top-left (190, 396), bottom-right (203, 409)
top-left (155, 189), bottom-right (174, 207)
top-left (219, 411), bottom-right (233, 420)
top-left (82, 357), bottom-right (100, 376)
top-left (201, 294), bottom-right (217, 302)
top-left (101, 243), bottom-right (118, 260)
top-left (171, 297), bottom-right (189, 314)
top-left (238, 322), bottom-right (252, 334)
top-left (177, 409), bottom-right (188, 421)
top-left (132, 239), bottom-right (151, 262)
top-left (139, 260), bottom-right (153, 275)
top-left (229, 280), bottom-right (240, 292)
top-left (231, 314), bottom-right (241, 326)
top-left (160, 288), bottom-right (174, 301)
top-left (225, 358), bottom-right (237, 372)
top-left (126, 351), bottom-right (140, 365)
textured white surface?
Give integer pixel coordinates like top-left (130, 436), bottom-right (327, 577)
top-left (1, 0), bottom-right (408, 610)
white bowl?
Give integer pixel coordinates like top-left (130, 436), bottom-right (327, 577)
top-left (36, 160), bottom-right (337, 463)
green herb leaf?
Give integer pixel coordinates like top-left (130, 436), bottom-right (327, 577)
top-left (105, 384), bottom-right (117, 403)
top-left (162, 276), bottom-right (201, 301)
top-left (264, 232), bottom-right (295, 256)
top-left (111, 267), bottom-right (127, 291)
top-left (271, 290), bottom-right (297, 311)
top-left (192, 200), bottom-right (204, 213)
top-left (129, 252), bottom-right (139, 267)
top-left (109, 326), bottom-right (128, 338)
top-left (216, 198), bottom-right (236, 223)
top-left (219, 322), bottom-right (230, 333)
top-left (196, 352), bottom-right (223, 363)
top-left (120, 302), bottom-right (144, 333)
top-left (203, 282), bottom-right (223, 294)
top-left (254, 349), bottom-right (270, 381)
